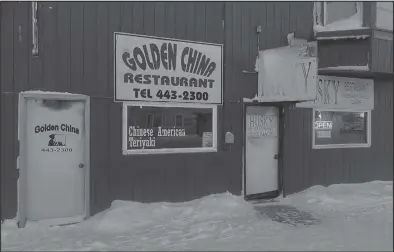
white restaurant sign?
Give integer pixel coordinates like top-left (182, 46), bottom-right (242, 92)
top-left (255, 45), bottom-right (318, 102)
top-left (114, 33), bottom-right (223, 104)
top-left (297, 75), bottom-right (374, 110)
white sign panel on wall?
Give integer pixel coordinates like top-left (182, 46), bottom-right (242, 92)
top-left (255, 45), bottom-right (318, 102)
top-left (202, 132), bottom-right (213, 147)
top-left (114, 33), bottom-right (223, 104)
top-left (246, 108), bottom-right (278, 138)
top-left (296, 75), bottom-right (374, 110)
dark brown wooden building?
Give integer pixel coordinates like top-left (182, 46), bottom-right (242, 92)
top-left (1, 1), bottom-right (392, 226)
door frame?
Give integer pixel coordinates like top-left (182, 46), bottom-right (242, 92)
top-left (242, 101), bottom-right (286, 201)
top-left (17, 91), bottom-right (90, 228)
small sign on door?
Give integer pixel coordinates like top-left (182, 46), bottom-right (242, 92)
top-left (247, 115), bottom-right (278, 137)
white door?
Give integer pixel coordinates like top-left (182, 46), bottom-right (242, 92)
top-left (25, 99), bottom-right (86, 224)
top-left (245, 106), bottom-right (279, 197)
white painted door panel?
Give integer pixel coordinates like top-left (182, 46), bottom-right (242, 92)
top-left (26, 99), bottom-right (85, 221)
top-left (245, 106), bottom-right (279, 196)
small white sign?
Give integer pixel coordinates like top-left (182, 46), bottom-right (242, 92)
top-left (317, 130), bottom-right (332, 139)
top-left (297, 75), bottom-right (374, 110)
top-left (314, 121), bottom-right (333, 130)
top-left (202, 132), bottom-right (213, 147)
top-left (115, 33), bottom-right (223, 104)
top-left (247, 114), bottom-right (278, 137)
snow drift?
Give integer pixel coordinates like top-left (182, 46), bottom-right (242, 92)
top-left (90, 192), bottom-right (257, 234)
top-left (2, 181), bottom-right (392, 251)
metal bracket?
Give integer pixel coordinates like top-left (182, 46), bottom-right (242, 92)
top-left (242, 26), bottom-right (262, 74)
top-left (256, 25), bottom-right (262, 34)
top-left (242, 70), bottom-right (258, 74)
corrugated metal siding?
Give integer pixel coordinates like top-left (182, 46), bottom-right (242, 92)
top-left (283, 79), bottom-right (393, 194)
top-left (371, 38), bottom-right (393, 74)
top-left (1, 1), bottom-right (315, 219)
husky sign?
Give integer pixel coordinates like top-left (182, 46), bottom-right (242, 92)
top-left (114, 33), bottom-right (223, 104)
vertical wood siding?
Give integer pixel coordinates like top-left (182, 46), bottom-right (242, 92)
top-left (3, 1), bottom-right (357, 220)
top-left (283, 79), bottom-right (393, 194)
top-left (371, 38), bottom-right (393, 74)
top-left (317, 39), bottom-right (371, 69)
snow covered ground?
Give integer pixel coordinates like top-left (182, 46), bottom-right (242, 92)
top-left (2, 181), bottom-right (392, 251)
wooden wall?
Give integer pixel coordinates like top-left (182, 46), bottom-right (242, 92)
top-left (371, 37), bottom-right (393, 74)
top-left (283, 78), bottom-right (393, 194)
top-left (11, 1), bottom-right (391, 221)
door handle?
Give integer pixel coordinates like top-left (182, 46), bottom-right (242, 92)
top-left (274, 154), bottom-right (279, 160)
top-left (79, 163), bottom-right (84, 168)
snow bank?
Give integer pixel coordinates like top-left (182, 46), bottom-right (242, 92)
top-left (281, 181), bottom-right (393, 214)
top-left (317, 35), bottom-right (369, 40)
top-left (91, 192), bottom-right (256, 233)
top-left (2, 181), bottom-right (392, 251)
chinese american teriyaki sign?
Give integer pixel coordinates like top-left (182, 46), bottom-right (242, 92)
top-left (115, 33), bottom-right (223, 104)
